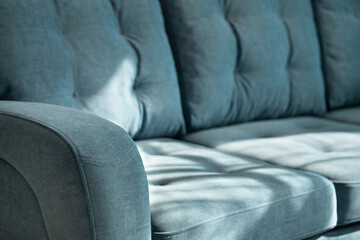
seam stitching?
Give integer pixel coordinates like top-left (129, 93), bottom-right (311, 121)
top-left (81, 147), bottom-right (137, 168)
top-left (153, 184), bottom-right (334, 236)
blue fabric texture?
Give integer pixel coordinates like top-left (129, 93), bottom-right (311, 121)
top-left (182, 117), bottom-right (360, 226)
top-left (160, 0), bottom-right (326, 131)
top-left (136, 138), bottom-right (337, 240)
top-left (313, 0), bottom-right (360, 110)
top-left (0, 158), bottom-right (49, 240)
top-left (0, 0), bottom-right (185, 139)
top-left (325, 107), bottom-right (360, 125)
top-left (0, 101), bottom-right (151, 240)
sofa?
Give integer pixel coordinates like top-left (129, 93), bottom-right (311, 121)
top-left (0, 0), bottom-right (359, 239)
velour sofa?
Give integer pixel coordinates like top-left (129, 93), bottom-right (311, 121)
top-left (0, 0), bottom-right (359, 239)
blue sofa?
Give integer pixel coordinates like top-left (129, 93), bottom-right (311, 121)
top-left (0, 0), bottom-right (359, 239)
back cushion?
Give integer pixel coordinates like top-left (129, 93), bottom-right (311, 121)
top-left (160, 0), bottom-right (327, 131)
top-left (313, 0), bottom-right (360, 110)
top-left (0, 0), bottom-right (185, 139)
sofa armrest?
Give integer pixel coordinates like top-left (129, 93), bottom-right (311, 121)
top-left (0, 101), bottom-right (150, 240)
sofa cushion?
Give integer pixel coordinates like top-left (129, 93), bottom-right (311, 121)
top-left (182, 117), bottom-right (360, 226)
top-left (313, 0), bottom-right (360, 109)
top-left (0, 0), bottom-right (185, 139)
top-left (160, 0), bottom-right (326, 131)
top-left (326, 107), bottom-right (360, 125)
top-left (136, 138), bottom-right (336, 240)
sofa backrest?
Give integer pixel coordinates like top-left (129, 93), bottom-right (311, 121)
top-left (313, 0), bottom-right (360, 110)
top-left (0, 0), bottom-right (185, 139)
top-left (160, 0), bottom-right (327, 131)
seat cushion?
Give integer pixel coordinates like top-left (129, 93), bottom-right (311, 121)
top-left (136, 138), bottom-right (336, 240)
top-left (182, 117), bottom-right (360, 226)
top-left (313, 0), bottom-right (360, 109)
top-left (0, 0), bottom-right (185, 139)
top-left (160, 0), bottom-right (326, 131)
top-left (325, 107), bottom-right (360, 125)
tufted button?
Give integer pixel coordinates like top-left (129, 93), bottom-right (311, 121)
top-left (161, 0), bottom-right (327, 131)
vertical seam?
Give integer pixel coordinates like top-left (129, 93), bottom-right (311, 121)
top-left (160, 0), bottom-right (192, 132)
top-left (311, 0), bottom-right (330, 112)
top-left (0, 157), bottom-right (51, 240)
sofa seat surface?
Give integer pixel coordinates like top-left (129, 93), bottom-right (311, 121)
top-left (182, 117), bottom-right (360, 226)
top-left (325, 107), bottom-right (360, 125)
top-left (136, 138), bottom-right (336, 240)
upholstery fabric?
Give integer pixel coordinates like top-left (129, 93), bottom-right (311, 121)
top-left (0, 158), bottom-right (48, 240)
top-left (160, 0), bottom-right (326, 131)
top-left (0, 101), bottom-right (150, 240)
top-left (308, 223), bottom-right (360, 240)
top-left (0, 0), bottom-right (185, 139)
top-left (182, 117), bottom-right (360, 226)
top-left (136, 138), bottom-right (336, 240)
top-left (325, 107), bottom-right (360, 125)
top-left (313, 0), bottom-right (360, 109)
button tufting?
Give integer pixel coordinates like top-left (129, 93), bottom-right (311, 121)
top-left (161, 0), bottom-right (327, 131)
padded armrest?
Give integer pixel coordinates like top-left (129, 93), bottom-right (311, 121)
top-left (0, 101), bottom-right (150, 240)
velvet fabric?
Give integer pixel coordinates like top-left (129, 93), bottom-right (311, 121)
top-left (325, 107), bottom-right (360, 125)
top-left (313, 0), bottom-right (360, 109)
top-left (0, 101), bottom-right (151, 240)
top-left (1, 0), bottom-right (360, 239)
top-left (182, 117), bottom-right (360, 226)
top-left (160, 0), bottom-right (326, 131)
top-left (0, 159), bottom-right (48, 240)
top-left (0, 0), bottom-right (185, 139)
top-left (136, 138), bottom-right (336, 240)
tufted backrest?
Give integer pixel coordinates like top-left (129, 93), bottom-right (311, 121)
top-left (0, 0), bottom-right (185, 139)
top-left (313, 0), bottom-right (360, 110)
top-left (160, 0), bottom-right (327, 131)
